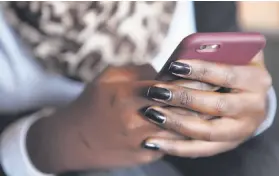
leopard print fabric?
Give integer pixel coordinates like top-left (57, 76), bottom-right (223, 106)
top-left (2, 1), bottom-right (176, 82)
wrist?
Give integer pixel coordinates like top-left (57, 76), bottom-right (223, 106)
top-left (0, 110), bottom-right (55, 176)
top-left (26, 107), bottom-right (91, 174)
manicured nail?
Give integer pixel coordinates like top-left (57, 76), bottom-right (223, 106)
top-left (143, 142), bottom-right (160, 151)
top-left (147, 87), bottom-right (172, 101)
top-left (144, 108), bottom-right (166, 124)
top-left (169, 62), bottom-right (191, 75)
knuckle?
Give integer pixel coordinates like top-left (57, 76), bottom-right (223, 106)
top-left (125, 121), bottom-right (137, 132)
top-left (177, 88), bottom-right (194, 106)
top-left (199, 121), bottom-right (214, 141)
top-left (195, 66), bottom-right (210, 82)
top-left (215, 96), bottom-right (229, 115)
top-left (168, 118), bottom-right (185, 134)
top-left (204, 126), bottom-right (214, 141)
top-left (223, 68), bottom-right (237, 87)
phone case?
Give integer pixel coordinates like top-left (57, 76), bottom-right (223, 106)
top-left (156, 32), bottom-right (266, 81)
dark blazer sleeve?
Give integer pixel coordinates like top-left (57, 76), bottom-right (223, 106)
top-left (194, 1), bottom-right (240, 32)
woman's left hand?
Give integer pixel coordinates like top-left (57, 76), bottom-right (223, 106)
top-left (143, 51), bottom-right (272, 158)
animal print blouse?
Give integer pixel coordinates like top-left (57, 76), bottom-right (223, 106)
top-left (2, 1), bottom-right (176, 82)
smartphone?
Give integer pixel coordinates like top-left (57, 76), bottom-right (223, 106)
top-left (156, 32), bottom-right (266, 81)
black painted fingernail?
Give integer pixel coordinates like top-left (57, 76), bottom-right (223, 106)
top-left (147, 87), bottom-right (172, 101)
top-left (169, 62), bottom-right (191, 75)
top-left (143, 142), bottom-right (160, 151)
top-left (144, 108), bottom-right (166, 124)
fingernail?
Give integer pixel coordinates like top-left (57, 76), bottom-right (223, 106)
top-left (144, 108), bottom-right (166, 124)
top-left (147, 87), bottom-right (172, 101)
top-left (169, 62), bottom-right (191, 75)
top-left (143, 142), bottom-right (160, 151)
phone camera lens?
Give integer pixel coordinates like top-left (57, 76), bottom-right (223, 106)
top-left (200, 45), bottom-right (207, 50)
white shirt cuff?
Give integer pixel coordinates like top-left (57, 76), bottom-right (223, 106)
top-left (0, 110), bottom-right (55, 176)
top-left (254, 86), bottom-right (277, 136)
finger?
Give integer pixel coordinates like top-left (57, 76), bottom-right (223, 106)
top-left (168, 59), bottom-right (271, 91)
top-left (143, 106), bottom-right (257, 141)
top-left (143, 138), bottom-right (239, 158)
top-left (134, 130), bottom-right (185, 152)
top-left (165, 106), bottom-right (213, 120)
top-left (149, 130), bottom-right (187, 142)
top-left (147, 84), bottom-right (264, 117)
top-left (171, 79), bottom-right (219, 91)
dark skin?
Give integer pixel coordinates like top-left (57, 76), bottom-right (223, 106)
top-left (27, 51), bottom-right (271, 174)
top-left (145, 51), bottom-right (272, 157)
top-left (26, 64), bottom-right (215, 174)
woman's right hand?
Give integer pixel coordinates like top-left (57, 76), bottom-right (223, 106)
top-left (26, 67), bottom-right (216, 174)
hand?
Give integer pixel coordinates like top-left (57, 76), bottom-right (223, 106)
top-left (26, 65), bottom-right (216, 173)
top-left (143, 51), bottom-right (272, 158)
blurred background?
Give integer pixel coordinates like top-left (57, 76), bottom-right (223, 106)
top-left (239, 1), bottom-right (279, 33)
top-left (238, 1), bottom-right (279, 101)
top-left (238, 1), bottom-right (279, 110)
top-left (238, 2), bottom-right (279, 172)
top-left (239, 1), bottom-right (279, 80)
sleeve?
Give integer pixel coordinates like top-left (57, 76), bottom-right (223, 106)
top-left (194, 1), bottom-right (277, 136)
top-left (0, 109), bottom-right (55, 176)
top-left (254, 87), bottom-right (277, 136)
top-left (0, 9), bottom-right (83, 175)
top-left (0, 8), bottom-right (85, 115)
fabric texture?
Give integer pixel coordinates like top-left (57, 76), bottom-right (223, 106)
top-left (2, 1), bottom-right (176, 82)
